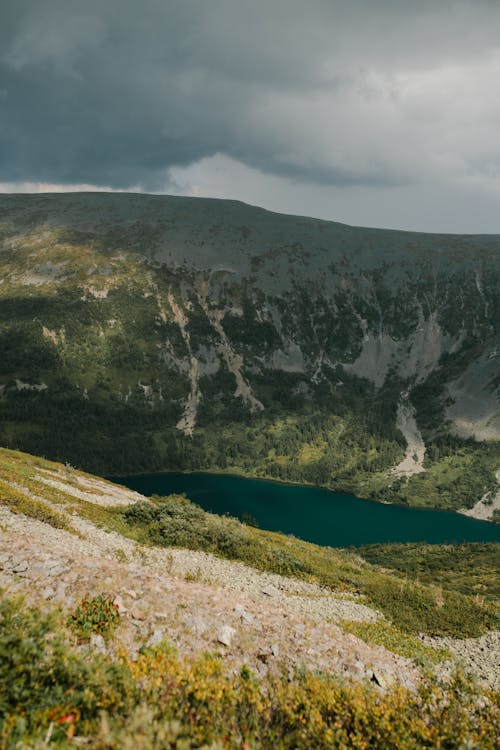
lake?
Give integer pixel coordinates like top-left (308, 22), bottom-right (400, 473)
top-left (112, 472), bottom-right (500, 547)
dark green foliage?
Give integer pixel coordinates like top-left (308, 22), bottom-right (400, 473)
top-left (0, 193), bottom-right (499, 512)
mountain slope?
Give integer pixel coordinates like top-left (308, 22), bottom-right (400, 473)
top-left (0, 193), bottom-right (499, 513)
top-left (1, 446), bottom-right (499, 748)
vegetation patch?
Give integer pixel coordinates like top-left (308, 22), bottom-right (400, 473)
top-left (119, 495), bottom-right (499, 638)
top-left (0, 477), bottom-right (72, 531)
top-left (339, 620), bottom-right (451, 664)
top-left (355, 542), bottom-right (500, 600)
top-left (68, 593), bottom-right (120, 641)
top-left (1, 593), bottom-right (498, 750)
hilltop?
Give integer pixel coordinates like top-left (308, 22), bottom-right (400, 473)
top-left (0, 192), bottom-right (499, 514)
top-left (0, 447), bottom-right (499, 747)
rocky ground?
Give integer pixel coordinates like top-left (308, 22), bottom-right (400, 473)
top-left (1, 458), bottom-right (498, 692)
top-left (0, 508), bottom-right (415, 690)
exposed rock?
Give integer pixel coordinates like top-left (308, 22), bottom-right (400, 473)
top-left (261, 585), bottom-right (279, 597)
top-left (234, 606), bottom-right (261, 629)
top-left (371, 667), bottom-right (396, 689)
top-left (146, 628), bottom-right (166, 648)
top-left (217, 625), bottom-right (236, 647)
top-left (89, 633), bottom-right (106, 653)
top-left (130, 606), bottom-right (147, 621)
top-left (113, 594), bottom-right (127, 613)
top-left (12, 560), bottom-right (29, 573)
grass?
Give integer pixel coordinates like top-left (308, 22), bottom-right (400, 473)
top-left (0, 446), bottom-right (498, 641)
top-left (0, 478), bottom-right (72, 531)
top-left (339, 621), bottom-right (451, 664)
top-left (118, 495), bottom-right (500, 638)
top-left (1, 592), bottom-right (499, 750)
top-left (355, 542), bottom-right (500, 600)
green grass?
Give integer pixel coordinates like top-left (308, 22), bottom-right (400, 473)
top-left (0, 478), bottom-right (72, 531)
top-left (339, 621), bottom-right (451, 664)
top-left (355, 542), bottom-right (500, 600)
top-left (0, 446), bottom-right (498, 641)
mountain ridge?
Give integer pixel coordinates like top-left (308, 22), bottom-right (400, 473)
top-left (0, 192), bottom-right (499, 515)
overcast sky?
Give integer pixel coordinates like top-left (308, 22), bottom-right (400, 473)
top-left (1, 1), bottom-right (500, 232)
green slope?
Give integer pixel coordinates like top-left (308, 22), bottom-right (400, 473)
top-left (0, 193), bottom-right (499, 512)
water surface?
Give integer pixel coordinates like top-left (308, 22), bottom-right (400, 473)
top-left (113, 472), bottom-right (500, 547)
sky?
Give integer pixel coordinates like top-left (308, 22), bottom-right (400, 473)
top-left (1, 0), bottom-right (500, 233)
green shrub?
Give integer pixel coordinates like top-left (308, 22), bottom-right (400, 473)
top-left (0, 594), bottom-right (135, 746)
top-left (68, 593), bottom-right (120, 640)
top-left (121, 496), bottom-right (499, 638)
top-left (1, 593), bottom-right (499, 750)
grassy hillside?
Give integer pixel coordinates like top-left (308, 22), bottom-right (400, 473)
top-left (0, 193), bottom-right (499, 513)
top-left (1, 447), bottom-right (498, 639)
top-left (0, 446), bottom-right (499, 748)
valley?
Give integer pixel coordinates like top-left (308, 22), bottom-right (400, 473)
top-left (0, 193), bottom-right (499, 517)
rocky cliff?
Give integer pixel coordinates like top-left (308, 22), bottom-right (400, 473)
top-left (0, 193), bottom-right (499, 512)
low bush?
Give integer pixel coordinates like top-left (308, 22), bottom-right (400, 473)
top-left (121, 496), bottom-right (499, 638)
top-left (2, 593), bottom-right (499, 749)
top-left (0, 595), bottom-right (135, 747)
top-left (68, 593), bottom-right (120, 640)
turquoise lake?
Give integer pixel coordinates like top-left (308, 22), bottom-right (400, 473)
top-left (112, 472), bottom-right (500, 547)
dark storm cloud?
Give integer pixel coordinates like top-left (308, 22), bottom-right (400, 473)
top-left (1, 0), bottom-right (500, 190)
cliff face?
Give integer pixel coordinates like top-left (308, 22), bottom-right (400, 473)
top-left (0, 193), bottom-right (499, 511)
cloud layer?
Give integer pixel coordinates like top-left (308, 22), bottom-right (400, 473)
top-left (2, 1), bottom-right (500, 230)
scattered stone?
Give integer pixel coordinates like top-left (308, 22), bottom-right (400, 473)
top-left (12, 560), bottom-right (29, 573)
top-left (371, 666), bottom-right (395, 689)
top-left (146, 628), bottom-right (165, 648)
top-left (46, 565), bottom-right (67, 577)
top-left (349, 659), bottom-right (367, 680)
top-left (54, 581), bottom-right (67, 601)
top-left (0, 513), bottom-right (427, 691)
top-left (113, 595), bottom-right (127, 613)
top-left (234, 606), bottom-right (261, 628)
top-left (89, 633), bottom-right (106, 654)
top-left (257, 644), bottom-right (279, 663)
top-left (261, 585), bottom-right (278, 597)
top-left (217, 625), bottom-right (236, 647)
top-left (154, 612), bottom-right (170, 621)
top-left (190, 616), bottom-right (208, 635)
top-left (131, 606), bottom-right (147, 621)
top-left (44, 559), bottom-right (61, 569)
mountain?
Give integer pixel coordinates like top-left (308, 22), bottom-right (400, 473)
top-left (0, 192), bottom-right (499, 514)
